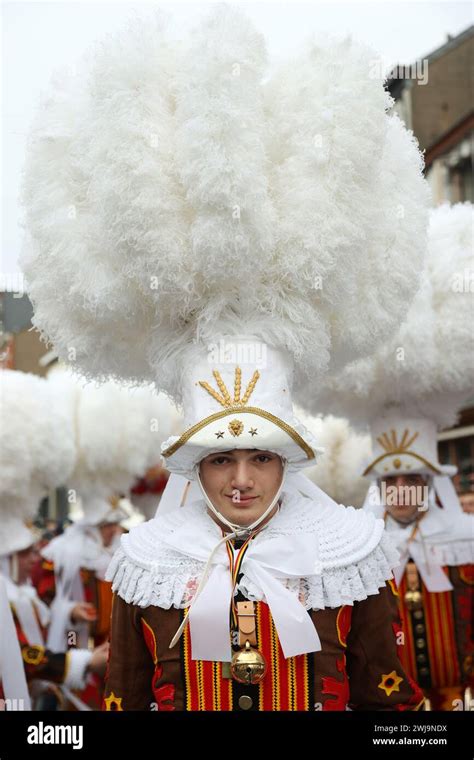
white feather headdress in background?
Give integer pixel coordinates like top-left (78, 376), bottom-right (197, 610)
top-left (298, 412), bottom-right (371, 507)
top-left (0, 370), bottom-right (76, 522)
top-left (302, 202), bottom-right (474, 430)
top-left (46, 367), bottom-right (173, 504)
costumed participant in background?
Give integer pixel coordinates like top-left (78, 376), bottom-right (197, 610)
top-left (33, 368), bottom-right (163, 708)
top-left (460, 493), bottom-right (474, 515)
top-left (305, 202), bottom-right (474, 711)
top-left (36, 495), bottom-right (145, 639)
top-left (35, 498), bottom-right (127, 651)
top-left (0, 576), bottom-right (31, 710)
top-left (0, 370), bottom-right (107, 710)
top-left (20, 6), bottom-right (430, 711)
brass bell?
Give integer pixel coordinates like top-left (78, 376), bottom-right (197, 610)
top-left (230, 640), bottom-right (267, 684)
top-left (404, 589), bottom-right (422, 611)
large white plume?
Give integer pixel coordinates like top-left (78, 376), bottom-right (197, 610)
top-left (20, 5), bottom-right (430, 404)
top-left (303, 202), bottom-right (474, 429)
top-left (0, 370), bottom-right (76, 519)
top-left (47, 366), bottom-right (174, 501)
top-left (299, 412), bottom-right (371, 507)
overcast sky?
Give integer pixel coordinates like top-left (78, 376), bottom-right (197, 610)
top-left (2, 0), bottom-right (472, 278)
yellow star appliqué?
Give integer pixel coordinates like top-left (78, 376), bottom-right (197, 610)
top-left (104, 691), bottom-right (123, 711)
top-left (378, 670), bottom-right (404, 697)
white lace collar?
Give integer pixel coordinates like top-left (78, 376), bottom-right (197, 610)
top-left (107, 490), bottom-right (399, 611)
top-left (384, 510), bottom-right (474, 567)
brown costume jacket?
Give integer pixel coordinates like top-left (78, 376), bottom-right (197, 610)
top-left (104, 576), bottom-right (425, 712)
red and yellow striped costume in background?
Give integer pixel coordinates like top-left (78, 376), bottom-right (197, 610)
top-left (0, 597), bottom-right (71, 708)
top-left (34, 559), bottom-right (113, 646)
top-left (33, 557), bottom-right (113, 709)
top-left (395, 564), bottom-right (473, 710)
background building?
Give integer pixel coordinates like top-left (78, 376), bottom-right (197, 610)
top-left (387, 24), bottom-right (473, 505)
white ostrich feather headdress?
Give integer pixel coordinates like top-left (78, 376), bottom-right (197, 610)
top-left (0, 370), bottom-right (76, 556)
top-left (300, 202), bottom-right (473, 484)
top-left (46, 366), bottom-right (170, 505)
top-left (20, 5), bottom-right (430, 479)
top-left (298, 413), bottom-right (371, 508)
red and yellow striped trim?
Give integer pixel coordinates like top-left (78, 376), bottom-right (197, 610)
top-left (181, 600), bottom-right (311, 710)
top-left (398, 568), bottom-right (461, 689)
top-left (422, 572), bottom-right (460, 688)
top-left (182, 606), bottom-right (233, 711)
top-left (256, 601), bottom-right (310, 711)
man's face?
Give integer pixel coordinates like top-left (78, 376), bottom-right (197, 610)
top-left (16, 544), bottom-right (40, 584)
top-left (99, 522), bottom-right (121, 547)
top-left (460, 493), bottom-right (474, 514)
top-left (380, 473), bottom-right (428, 524)
top-left (199, 449), bottom-right (284, 529)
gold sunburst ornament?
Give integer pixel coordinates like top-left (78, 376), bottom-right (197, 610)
top-left (160, 343), bottom-right (321, 471)
top-left (199, 366), bottom-right (260, 408)
top-left (362, 419), bottom-right (445, 477)
top-left (376, 428), bottom-right (419, 454)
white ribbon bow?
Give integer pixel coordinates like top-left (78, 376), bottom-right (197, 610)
top-left (3, 577), bottom-right (51, 647)
top-left (162, 523), bottom-right (322, 662)
top-left (387, 515), bottom-right (454, 592)
top-left (393, 542), bottom-right (453, 592)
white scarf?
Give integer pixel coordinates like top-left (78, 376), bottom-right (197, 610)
top-left (1, 573), bottom-right (50, 647)
top-left (0, 576), bottom-right (31, 709)
top-left (164, 512), bottom-right (323, 660)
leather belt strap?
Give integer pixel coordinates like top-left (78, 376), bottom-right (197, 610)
top-left (236, 601), bottom-right (257, 647)
top-left (406, 560), bottom-right (420, 592)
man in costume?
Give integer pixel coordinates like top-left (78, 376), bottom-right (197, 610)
top-left (305, 203), bottom-right (474, 710)
top-left (20, 6), bottom-right (431, 712)
top-left (103, 340), bottom-right (426, 711)
top-left (35, 497), bottom-right (127, 649)
top-left (0, 512), bottom-right (108, 709)
top-left (32, 497), bottom-right (126, 709)
top-left (0, 369), bottom-right (107, 708)
top-left (362, 416), bottom-right (474, 711)
top-left (31, 365), bottom-right (165, 645)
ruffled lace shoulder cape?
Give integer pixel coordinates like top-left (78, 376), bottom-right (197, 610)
top-left (106, 490), bottom-right (400, 610)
